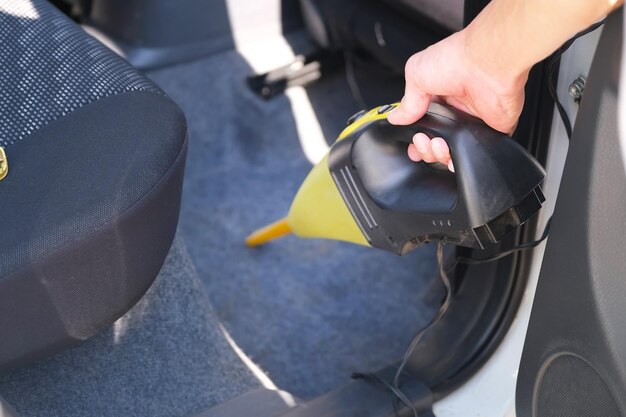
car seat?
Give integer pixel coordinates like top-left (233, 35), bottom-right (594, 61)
top-left (0, 0), bottom-right (187, 370)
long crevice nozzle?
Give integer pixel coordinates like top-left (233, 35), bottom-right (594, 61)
top-left (245, 217), bottom-right (292, 247)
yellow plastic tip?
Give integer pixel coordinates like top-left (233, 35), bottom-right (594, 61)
top-left (245, 217), bottom-right (292, 247)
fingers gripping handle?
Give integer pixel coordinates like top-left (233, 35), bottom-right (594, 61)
top-left (389, 103), bottom-right (505, 173)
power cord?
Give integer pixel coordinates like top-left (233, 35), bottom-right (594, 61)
top-left (547, 20), bottom-right (605, 139)
top-left (354, 224), bottom-right (551, 416)
top-left (354, 221), bottom-right (551, 416)
top-left (392, 241), bottom-right (452, 405)
top-left (344, 50), bottom-right (369, 110)
top-left (353, 240), bottom-right (452, 417)
top-left (456, 217), bottom-right (551, 265)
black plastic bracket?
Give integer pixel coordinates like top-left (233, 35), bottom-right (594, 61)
top-left (246, 50), bottom-right (342, 100)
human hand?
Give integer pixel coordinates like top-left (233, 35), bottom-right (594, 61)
top-left (387, 31), bottom-right (529, 172)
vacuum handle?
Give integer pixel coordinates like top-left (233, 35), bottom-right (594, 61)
top-left (389, 103), bottom-right (503, 158)
top-left (375, 103), bottom-right (545, 225)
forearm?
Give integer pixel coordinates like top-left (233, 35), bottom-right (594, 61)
top-left (465, 0), bottom-right (623, 85)
top-left (388, 0), bottom-right (623, 133)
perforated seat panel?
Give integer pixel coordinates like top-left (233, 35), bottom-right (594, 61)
top-left (0, 0), bottom-right (160, 147)
top-left (0, 0), bottom-right (187, 370)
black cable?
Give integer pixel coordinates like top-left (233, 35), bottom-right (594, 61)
top-left (547, 20), bottom-right (605, 139)
top-left (354, 219), bottom-right (550, 415)
top-left (547, 56), bottom-right (573, 139)
top-left (456, 217), bottom-right (552, 265)
top-left (352, 372), bottom-right (417, 416)
top-left (344, 50), bottom-right (368, 110)
top-left (354, 240), bottom-right (452, 417)
top-left (393, 240), bottom-right (453, 390)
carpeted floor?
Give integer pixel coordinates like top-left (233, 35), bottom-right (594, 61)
top-left (0, 33), bottom-right (444, 416)
top-left (0, 237), bottom-right (262, 417)
top-left (0, 6), bottom-right (446, 414)
top-left (147, 33), bottom-right (443, 399)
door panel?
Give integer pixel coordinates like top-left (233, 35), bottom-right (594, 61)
top-left (516, 8), bottom-right (626, 417)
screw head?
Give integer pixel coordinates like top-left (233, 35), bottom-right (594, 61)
top-left (569, 76), bottom-right (587, 102)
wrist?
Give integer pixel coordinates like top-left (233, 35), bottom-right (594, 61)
top-left (461, 25), bottom-right (529, 97)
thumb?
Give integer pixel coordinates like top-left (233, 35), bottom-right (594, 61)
top-left (388, 56), bottom-right (431, 125)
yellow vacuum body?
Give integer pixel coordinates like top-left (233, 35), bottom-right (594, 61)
top-left (246, 103), bottom-right (546, 255)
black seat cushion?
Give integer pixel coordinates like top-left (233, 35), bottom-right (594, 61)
top-left (0, 0), bottom-right (187, 370)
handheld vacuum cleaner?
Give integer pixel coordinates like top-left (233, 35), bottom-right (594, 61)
top-left (246, 103), bottom-right (546, 255)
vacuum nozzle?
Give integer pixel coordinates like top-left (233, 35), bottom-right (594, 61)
top-left (245, 218), bottom-right (292, 247)
top-left (245, 153), bottom-right (370, 248)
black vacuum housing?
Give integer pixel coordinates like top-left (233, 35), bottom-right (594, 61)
top-left (328, 103), bottom-right (546, 255)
